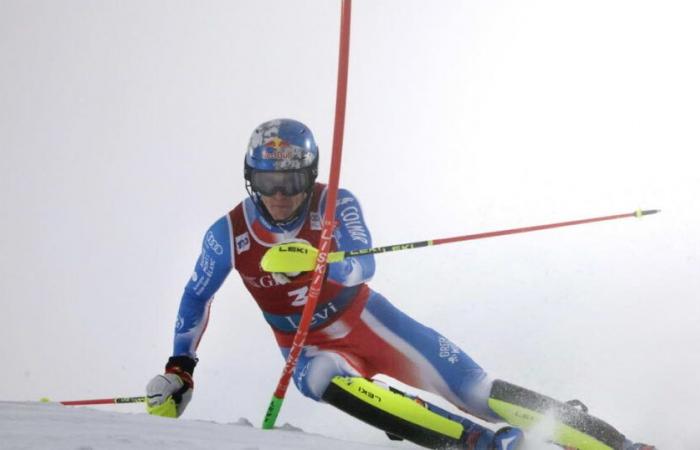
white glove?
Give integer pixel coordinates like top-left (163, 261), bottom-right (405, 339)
top-left (146, 357), bottom-right (195, 418)
top-left (271, 270), bottom-right (301, 285)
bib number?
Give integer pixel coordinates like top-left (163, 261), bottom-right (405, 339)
top-left (287, 286), bottom-right (309, 306)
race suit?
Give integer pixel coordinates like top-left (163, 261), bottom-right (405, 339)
top-left (172, 183), bottom-right (498, 421)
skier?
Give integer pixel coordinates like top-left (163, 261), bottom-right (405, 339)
top-left (146, 119), bottom-right (655, 450)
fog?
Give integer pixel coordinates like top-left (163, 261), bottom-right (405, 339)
top-left (2, 1), bottom-right (698, 448)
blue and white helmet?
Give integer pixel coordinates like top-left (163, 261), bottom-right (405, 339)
top-left (245, 118), bottom-right (319, 172)
top-left (244, 119), bottom-right (319, 224)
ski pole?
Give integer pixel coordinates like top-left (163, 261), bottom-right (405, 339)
top-left (40, 396), bottom-right (145, 406)
top-left (261, 209), bottom-right (661, 272)
top-left (262, 0), bottom-right (352, 430)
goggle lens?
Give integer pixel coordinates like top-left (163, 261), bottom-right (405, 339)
top-left (250, 170), bottom-right (311, 196)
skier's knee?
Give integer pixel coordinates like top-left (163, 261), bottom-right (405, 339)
top-left (293, 351), bottom-right (358, 401)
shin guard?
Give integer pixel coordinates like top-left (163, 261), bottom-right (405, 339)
top-left (322, 376), bottom-right (493, 449)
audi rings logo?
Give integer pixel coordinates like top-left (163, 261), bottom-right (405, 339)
top-left (205, 231), bottom-right (224, 255)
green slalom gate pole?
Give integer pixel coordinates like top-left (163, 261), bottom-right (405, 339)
top-left (262, 0), bottom-right (353, 430)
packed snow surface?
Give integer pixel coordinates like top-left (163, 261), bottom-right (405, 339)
top-left (0, 401), bottom-right (402, 450)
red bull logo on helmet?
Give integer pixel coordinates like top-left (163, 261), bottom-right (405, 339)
top-left (263, 137), bottom-right (289, 150)
top-left (261, 138), bottom-right (308, 164)
top-left (261, 148), bottom-right (306, 161)
top-left (246, 118), bottom-right (318, 171)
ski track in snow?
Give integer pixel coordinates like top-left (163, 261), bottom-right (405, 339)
top-left (0, 401), bottom-right (401, 450)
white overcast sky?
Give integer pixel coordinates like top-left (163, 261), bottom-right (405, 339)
top-left (1, 1), bottom-right (698, 448)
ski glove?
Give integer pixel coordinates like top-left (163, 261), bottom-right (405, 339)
top-left (146, 356), bottom-right (196, 418)
top-left (271, 270), bottom-right (303, 285)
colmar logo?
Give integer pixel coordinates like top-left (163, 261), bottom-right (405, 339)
top-left (340, 205), bottom-right (369, 244)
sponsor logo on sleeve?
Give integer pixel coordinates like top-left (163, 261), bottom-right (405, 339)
top-left (438, 336), bottom-right (460, 364)
top-left (199, 251), bottom-right (215, 277)
top-left (339, 206), bottom-right (369, 244)
top-left (205, 231), bottom-right (224, 255)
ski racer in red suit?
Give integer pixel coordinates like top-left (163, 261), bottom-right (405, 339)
top-left (146, 119), bottom-right (655, 450)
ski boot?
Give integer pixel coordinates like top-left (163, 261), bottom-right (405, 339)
top-left (461, 424), bottom-right (523, 450)
top-left (491, 426), bottom-right (524, 450)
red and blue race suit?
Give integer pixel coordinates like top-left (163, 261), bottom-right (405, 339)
top-left (173, 183), bottom-right (499, 422)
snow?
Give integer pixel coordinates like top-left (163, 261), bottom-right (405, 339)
top-left (0, 401), bottom-right (399, 450)
top-left (0, 401), bottom-right (578, 450)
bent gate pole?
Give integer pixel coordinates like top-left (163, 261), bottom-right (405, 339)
top-left (262, 0), bottom-right (352, 429)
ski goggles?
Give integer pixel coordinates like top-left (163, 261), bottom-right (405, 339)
top-left (249, 170), bottom-right (313, 196)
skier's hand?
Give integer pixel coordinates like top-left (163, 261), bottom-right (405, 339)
top-left (271, 265), bottom-right (328, 286)
top-left (271, 270), bottom-right (302, 285)
top-left (146, 356), bottom-right (196, 418)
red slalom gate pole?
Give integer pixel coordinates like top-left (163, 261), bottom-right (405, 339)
top-left (262, 0), bottom-right (352, 430)
top-left (42, 396), bottom-right (145, 406)
top-left (331, 209), bottom-right (662, 260)
top-left (432, 210), bottom-right (660, 246)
